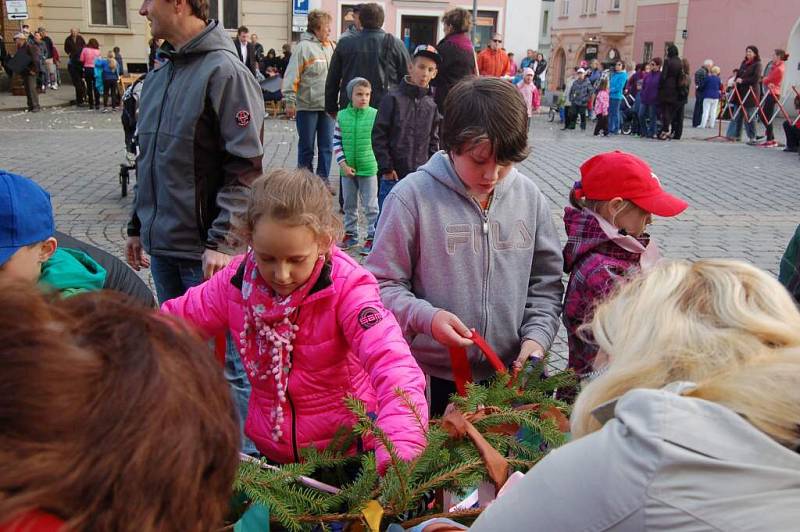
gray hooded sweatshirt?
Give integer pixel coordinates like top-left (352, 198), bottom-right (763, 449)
top-left (128, 20), bottom-right (264, 260)
top-left (365, 151), bottom-right (564, 381)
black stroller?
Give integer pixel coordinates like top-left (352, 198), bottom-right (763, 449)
top-left (119, 73), bottom-right (146, 198)
top-left (620, 93), bottom-right (639, 135)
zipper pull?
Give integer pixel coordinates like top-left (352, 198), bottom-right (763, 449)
top-left (482, 220), bottom-right (489, 235)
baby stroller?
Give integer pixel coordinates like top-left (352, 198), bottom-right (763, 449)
top-left (119, 73), bottom-right (146, 198)
top-left (620, 93), bottom-right (638, 135)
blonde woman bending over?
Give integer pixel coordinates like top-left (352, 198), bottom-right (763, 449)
top-left (471, 259), bottom-right (800, 531)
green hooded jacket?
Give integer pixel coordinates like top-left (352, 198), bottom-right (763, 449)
top-left (39, 247), bottom-right (107, 297)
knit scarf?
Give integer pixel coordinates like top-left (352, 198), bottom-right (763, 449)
top-left (238, 249), bottom-right (326, 441)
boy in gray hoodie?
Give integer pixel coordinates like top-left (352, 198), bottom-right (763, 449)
top-left (365, 77), bottom-right (564, 416)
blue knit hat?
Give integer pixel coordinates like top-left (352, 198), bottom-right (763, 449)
top-left (0, 170), bottom-right (55, 266)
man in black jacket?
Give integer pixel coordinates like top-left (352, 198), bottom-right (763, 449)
top-left (64, 28), bottom-right (86, 105)
top-left (233, 25), bottom-right (257, 76)
top-left (13, 33), bottom-right (40, 112)
top-left (325, 2), bottom-right (410, 115)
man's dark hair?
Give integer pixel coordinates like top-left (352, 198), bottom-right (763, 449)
top-left (237, 25), bottom-right (249, 35)
top-left (113, 46), bottom-right (120, 53)
top-left (358, 3), bottom-right (384, 30)
top-left (441, 77), bottom-right (529, 165)
top-left (186, 0), bottom-right (209, 22)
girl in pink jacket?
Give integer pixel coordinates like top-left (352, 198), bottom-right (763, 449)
top-left (592, 78), bottom-right (610, 136)
top-left (517, 67), bottom-right (541, 132)
top-left (162, 169), bottom-right (428, 473)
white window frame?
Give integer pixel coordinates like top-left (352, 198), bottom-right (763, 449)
top-left (610, 0), bottom-right (621, 10)
top-left (541, 10), bottom-right (549, 37)
top-left (90, 0), bottom-right (127, 27)
top-left (209, 0), bottom-right (240, 30)
top-left (590, 0), bottom-right (598, 14)
top-left (560, 0), bottom-right (569, 17)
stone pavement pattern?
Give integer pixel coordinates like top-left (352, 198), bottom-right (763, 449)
top-left (1, 106), bottom-right (798, 368)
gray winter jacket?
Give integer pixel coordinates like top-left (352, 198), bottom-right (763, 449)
top-left (128, 20), bottom-right (264, 259)
top-left (472, 386), bottom-right (800, 531)
top-left (569, 77), bottom-right (593, 106)
top-left (365, 151), bottom-right (564, 381)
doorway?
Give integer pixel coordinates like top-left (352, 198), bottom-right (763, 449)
top-left (399, 15), bottom-right (438, 52)
top-left (553, 47), bottom-right (566, 90)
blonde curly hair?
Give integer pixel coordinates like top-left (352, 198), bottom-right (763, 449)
top-left (571, 259), bottom-right (800, 450)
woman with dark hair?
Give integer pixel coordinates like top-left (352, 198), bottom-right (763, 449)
top-left (668, 57), bottom-right (691, 140)
top-left (430, 7), bottom-right (477, 114)
top-left (79, 38), bottom-right (101, 110)
top-left (0, 284), bottom-right (240, 531)
top-left (657, 44), bottom-right (682, 139)
top-left (728, 45), bottom-right (763, 143)
top-left (262, 47), bottom-right (280, 72)
top-left (758, 49), bottom-right (789, 147)
top-left (534, 52), bottom-right (547, 90)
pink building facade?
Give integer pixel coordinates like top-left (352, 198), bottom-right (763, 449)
top-left (632, 0), bottom-right (800, 105)
top-left (549, 0), bottom-right (638, 90)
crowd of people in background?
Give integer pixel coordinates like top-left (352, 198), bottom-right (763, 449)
top-left (554, 44), bottom-right (797, 157)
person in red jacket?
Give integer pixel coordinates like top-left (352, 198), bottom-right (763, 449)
top-left (758, 49), bottom-right (788, 148)
top-left (477, 33), bottom-right (510, 77)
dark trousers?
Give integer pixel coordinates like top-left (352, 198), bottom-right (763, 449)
top-left (783, 121), bottom-right (800, 151)
top-left (594, 114), bottom-right (608, 135)
top-left (103, 79), bottom-right (119, 108)
top-left (429, 376), bottom-right (459, 417)
top-left (762, 94), bottom-right (777, 141)
top-left (567, 105), bottom-right (587, 129)
top-left (21, 72), bottom-right (39, 110)
top-left (670, 103), bottom-right (685, 140)
top-left (692, 95), bottom-right (704, 127)
top-left (84, 67), bottom-right (99, 108)
top-left (68, 60), bottom-right (86, 104)
top-left (660, 102), bottom-right (677, 134)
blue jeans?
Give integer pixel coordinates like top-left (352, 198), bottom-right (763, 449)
top-left (609, 98), bottom-right (622, 134)
top-left (342, 175), bottom-right (378, 240)
top-left (728, 105), bottom-right (758, 140)
top-left (149, 255), bottom-right (256, 455)
top-left (638, 103), bottom-right (658, 138)
top-left (378, 177), bottom-right (398, 213)
top-left (296, 110), bottom-right (334, 182)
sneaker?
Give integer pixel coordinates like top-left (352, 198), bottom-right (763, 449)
top-left (758, 140), bottom-right (778, 148)
top-left (101, 108), bottom-right (110, 113)
top-left (338, 234), bottom-right (358, 250)
top-left (359, 239), bottom-right (373, 256)
top-left (52, 83), bottom-right (59, 90)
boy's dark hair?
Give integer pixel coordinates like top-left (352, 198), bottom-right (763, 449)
top-left (186, 0), bottom-right (209, 21)
top-left (113, 46), bottom-right (120, 53)
top-left (441, 77), bottom-right (529, 164)
top-left (237, 25), bottom-right (249, 35)
top-left (359, 3), bottom-right (384, 30)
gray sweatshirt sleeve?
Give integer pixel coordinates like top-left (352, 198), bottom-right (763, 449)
top-left (205, 67), bottom-right (265, 253)
top-left (519, 193), bottom-right (564, 350)
top-left (365, 192), bottom-right (439, 337)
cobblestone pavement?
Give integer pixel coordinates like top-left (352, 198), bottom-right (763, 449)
top-left (1, 106), bottom-right (798, 369)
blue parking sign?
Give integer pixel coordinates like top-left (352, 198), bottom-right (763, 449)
top-left (293, 0), bottom-right (309, 15)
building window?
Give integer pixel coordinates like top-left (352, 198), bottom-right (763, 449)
top-left (474, 10), bottom-right (499, 50)
top-left (91, 0), bottom-right (127, 26)
top-left (208, 0), bottom-right (239, 30)
top-left (560, 0), bottom-right (569, 17)
top-left (611, 0), bottom-right (621, 10)
top-left (541, 10), bottom-right (549, 37)
top-left (643, 41), bottom-right (653, 63)
top-left (582, 0), bottom-right (597, 14)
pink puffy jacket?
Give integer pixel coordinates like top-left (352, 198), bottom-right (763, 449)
top-left (162, 248), bottom-right (428, 471)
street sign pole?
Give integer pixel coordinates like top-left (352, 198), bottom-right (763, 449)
top-left (471, 0), bottom-right (477, 47)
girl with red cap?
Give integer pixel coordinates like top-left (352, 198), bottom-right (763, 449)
top-left (562, 151), bottom-right (687, 387)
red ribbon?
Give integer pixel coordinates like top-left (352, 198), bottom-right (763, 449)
top-left (448, 329), bottom-right (507, 396)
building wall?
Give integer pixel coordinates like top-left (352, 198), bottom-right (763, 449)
top-left (632, 1), bottom-right (678, 63)
top-left (505, 0), bottom-right (542, 58)
top-left (20, 0), bottom-right (289, 66)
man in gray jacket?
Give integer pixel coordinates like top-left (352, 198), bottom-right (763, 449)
top-left (126, 0), bottom-right (264, 298)
top-left (127, 0), bottom-right (264, 455)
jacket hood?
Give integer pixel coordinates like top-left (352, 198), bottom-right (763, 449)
top-left (417, 151), bottom-right (518, 204)
top-left (165, 20), bottom-right (238, 59)
top-left (299, 31), bottom-right (324, 45)
top-left (39, 247), bottom-right (106, 297)
top-left (562, 206), bottom-right (647, 273)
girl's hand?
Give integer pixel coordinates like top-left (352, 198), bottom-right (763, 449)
top-left (513, 339), bottom-right (544, 372)
top-left (431, 311), bottom-right (473, 348)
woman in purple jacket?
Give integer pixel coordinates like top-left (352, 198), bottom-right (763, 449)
top-left (637, 58), bottom-right (661, 138)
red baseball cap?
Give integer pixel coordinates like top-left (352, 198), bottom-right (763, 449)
top-left (575, 151), bottom-right (688, 217)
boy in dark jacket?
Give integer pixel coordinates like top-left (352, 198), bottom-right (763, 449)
top-left (372, 44), bottom-right (441, 211)
top-left (566, 68), bottom-right (592, 130)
